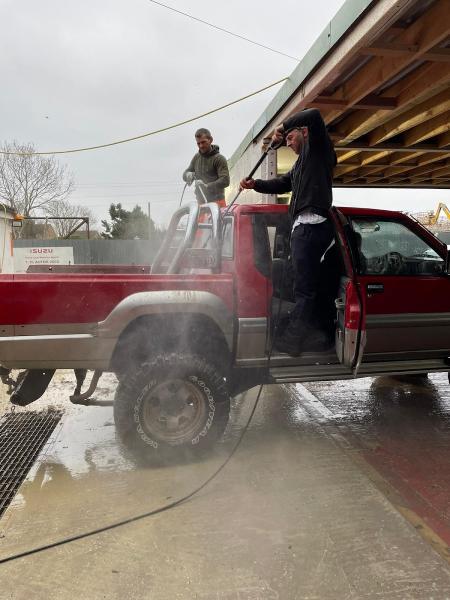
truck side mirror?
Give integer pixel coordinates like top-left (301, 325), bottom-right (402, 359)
top-left (446, 245), bottom-right (450, 274)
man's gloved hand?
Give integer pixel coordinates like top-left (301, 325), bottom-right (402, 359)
top-left (185, 171), bottom-right (195, 186)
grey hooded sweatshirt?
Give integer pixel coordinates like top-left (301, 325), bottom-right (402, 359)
top-left (183, 144), bottom-right (230, 202)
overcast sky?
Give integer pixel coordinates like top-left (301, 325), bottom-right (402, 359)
top-left (1, 0), bottom-right (447, 230)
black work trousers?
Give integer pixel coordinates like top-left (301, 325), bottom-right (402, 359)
top-left (289, 219), bottom-right (334, 329)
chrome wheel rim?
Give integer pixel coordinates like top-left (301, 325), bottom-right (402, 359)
top-left (141, 378), bottom-right (208, 444)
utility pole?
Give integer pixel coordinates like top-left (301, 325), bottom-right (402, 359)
top-left (147, 202), bottom-right (151, 240)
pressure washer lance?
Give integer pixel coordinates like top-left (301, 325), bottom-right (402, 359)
top-left (194, 179), bottom-right (209, 205)
top-left (223, 139), bottom-right (281, 218)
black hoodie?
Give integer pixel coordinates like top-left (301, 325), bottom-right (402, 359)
top-left (254, 109), bottom-right (336, 219)
top-left (183, 144), bottom-right (230, 202)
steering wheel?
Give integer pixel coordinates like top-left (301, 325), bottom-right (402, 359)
top-left (369, 254), bottom-right (387, 274)
top-left (385, 251), bottom-right (404, 274)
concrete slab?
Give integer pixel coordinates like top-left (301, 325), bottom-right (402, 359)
top-left (302, 372), bottom-right (450, 562)
top-left (1, 373), bottom-right (450, 599)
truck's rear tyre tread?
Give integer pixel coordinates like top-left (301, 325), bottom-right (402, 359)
top-left (114, 353), bottom-right (230, 463)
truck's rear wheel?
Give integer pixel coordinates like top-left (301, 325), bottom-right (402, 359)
top-left (114, 353), bottom-right (230, 462)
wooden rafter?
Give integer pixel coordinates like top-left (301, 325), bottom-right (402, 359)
top-left (334, 150), bottom-right (393, 177)
top-left (438, 129), bottom-right (450, 148)
top-left (333, 181), bottom-right (450, 188)
top-left (404, 110), bottom-right (450, 145)
top-left (367, 89), bottom-right (450, 146)
top-left (341, 151), bottom-right (426, 183)
top-left (422, 48), bottom-right (450, 62)
top-left (335, 142), bottom-right (447, 154)
top-left (359, 43), bottom-right (419, 56)
top-left (332, 61), bottom-right (450, 144)
top-left (337, 152), bottom-right (450, 186)
top-left (408, 164), bottom-right (450, 183)
top-left (360, 152), bottom-right (450, 183)
top-left (362, 46), bottom-right (450, 62)
top-left (311, 95), bottom-right (397, 110)
top-left (376, 157), bottom-right (450, 184)
top-left (323, 0), bottom-right (450, 125)
top-left (335, 150), bottom-right (360, 163)
top-left (268, 1), bottom-right (450, 190)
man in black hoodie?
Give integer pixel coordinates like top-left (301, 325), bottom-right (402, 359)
top-left (183, 128), bottom-right (230, 208)
top-left (240, 108), bottom-right (337, 356)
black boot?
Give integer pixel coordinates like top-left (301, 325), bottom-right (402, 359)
top-left (274, 322), bottom-right (333, 356)
top-left (273, 324), bottom-right (306, 357)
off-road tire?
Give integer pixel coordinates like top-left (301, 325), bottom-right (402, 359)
top-left (114, 353), bottom-right (230, 462)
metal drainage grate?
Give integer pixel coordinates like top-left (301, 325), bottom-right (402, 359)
top-left (0, 409), bottom-right (63, 519)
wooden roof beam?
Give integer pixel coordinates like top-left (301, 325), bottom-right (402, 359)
top-left (311, 95), bottom-right (397, 110)
top-left (428, 163), bottom-right (450, 177)
top-left (422, 48), bottom-right (450, 62)
top-left (341, 151), bottom-right (424, 183)
top-left (336, 150), bottom-right (360, 163)
top-left (333, 181), bottom-right (450, 188)
top-left (368, 88), bottom-right (450, 146)
top-left (404, 110), bottom-right (450, 145)
top-left (332, 61), bottom-right (450, 144)
top-left (409, 167), bottom-right (450, 183)
top-left (336, 148), bottom-right (392, 167)
top-left (360, 152), bottom-right (450, 183)
top-left (382, 158), bottom-right (450, 183)
top-left (323, 0), bottom-right (450, 124)
top-left (360, 150), bottom-right (393, 166)
top-left (338, 150), bottom-right (395, 178)
top-left (362, 45), bottom-right (450, 63)
top-left (438, 129), bottom-right (450, 149)
top-left (335, 141), bottom-right (448, 153)
top-left (360, 43), bottom-right (419, 57)
top-left (387, 23), bottom-right (409, 35)
top-left (334, 163), bottom-right (363, 177)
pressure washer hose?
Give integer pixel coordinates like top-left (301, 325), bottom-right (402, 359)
top-left (178, 182), bottom-right (188, 207)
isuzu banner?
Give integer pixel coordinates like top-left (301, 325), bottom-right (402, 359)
top-left (13, 246), bottom-right (74, 273)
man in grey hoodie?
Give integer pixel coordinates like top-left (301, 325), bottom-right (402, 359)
top-left (183, 128), bottom-right (230, 207)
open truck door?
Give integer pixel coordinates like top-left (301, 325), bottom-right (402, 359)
top-left (331, 208), bottom-right (366, 374)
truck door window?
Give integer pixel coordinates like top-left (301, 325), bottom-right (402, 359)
top-left (221, 218), bottom-right (234, 259)
top-left (252, 215), bottom-right (284, 278)
top-left (351, 218), bottom-right (445, 276)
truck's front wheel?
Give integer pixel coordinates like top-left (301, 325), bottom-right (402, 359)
top-left (114, 353), bottom-right (230, 462)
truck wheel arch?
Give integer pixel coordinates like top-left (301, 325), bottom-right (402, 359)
top-left (110, 313), bottom-right (232, 378)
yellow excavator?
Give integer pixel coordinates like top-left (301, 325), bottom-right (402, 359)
top-left (424, 203), bottom-right (450, 226)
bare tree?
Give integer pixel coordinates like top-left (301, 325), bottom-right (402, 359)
top-left (46, 199), bottom-right (98, 238)
top-left (0, 141), bottom-right (74, 216)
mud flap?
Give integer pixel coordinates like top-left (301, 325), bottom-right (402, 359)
top-left (10, 369), bottom-right (55, 406)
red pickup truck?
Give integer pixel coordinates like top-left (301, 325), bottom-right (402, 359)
top-left (1, 201), bottom-right (449, 461)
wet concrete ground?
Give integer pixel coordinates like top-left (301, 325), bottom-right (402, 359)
top-left (1, 371), bottom-right (450, 599)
